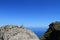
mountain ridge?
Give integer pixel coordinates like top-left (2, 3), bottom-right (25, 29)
top-left (40, 21), bottom-right (60, 40)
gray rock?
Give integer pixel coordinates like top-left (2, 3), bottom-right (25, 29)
top-left (0, 25), bottom-right (40, 40)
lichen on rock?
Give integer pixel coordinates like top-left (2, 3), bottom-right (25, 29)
top-left (0, 25), bottom-right (40, 40)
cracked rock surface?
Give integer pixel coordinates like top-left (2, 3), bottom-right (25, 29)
top-left (0, 25), bottom-right (40, 40)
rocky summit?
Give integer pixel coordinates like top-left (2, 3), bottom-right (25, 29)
top-left (0, 25), bottom-right (40, 40)
top-left (40, 22), bottom-right (60, 40)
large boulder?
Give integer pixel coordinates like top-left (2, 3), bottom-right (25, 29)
top-left (0, 25), bottom-right (40, 40)
top-left (40, 22), bottom-right (60, 40)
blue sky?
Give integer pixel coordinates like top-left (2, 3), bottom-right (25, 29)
top-left (0, 0), bottom-right (60, 27)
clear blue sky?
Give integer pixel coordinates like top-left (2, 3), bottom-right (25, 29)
top-left (0, 0), bottom-right (60, 27)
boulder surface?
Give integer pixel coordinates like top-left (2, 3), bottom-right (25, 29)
top-left (0, 25), bottom-right (40, 40)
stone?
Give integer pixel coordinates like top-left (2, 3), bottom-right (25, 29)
top-left (0, 25), bottom-right (40, 40)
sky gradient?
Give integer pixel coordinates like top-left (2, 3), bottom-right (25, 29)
top-left (0, 0), bottom-right (60, 27)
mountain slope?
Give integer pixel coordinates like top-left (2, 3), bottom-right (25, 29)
top-left (40, 22), bottom-right (60, 40)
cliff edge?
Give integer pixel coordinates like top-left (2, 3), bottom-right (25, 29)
top-left (40, 22), bottom-right (60, 40)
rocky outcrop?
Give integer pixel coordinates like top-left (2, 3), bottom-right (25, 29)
top-left (0, 25), bottom-right (40, 40)
top-left (40, 22), bottom-right (60, 40)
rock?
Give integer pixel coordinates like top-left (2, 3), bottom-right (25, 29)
top-left (0, 25), bottom-right (40, 40)
top-left (40, 22), bottom-right (60, 40)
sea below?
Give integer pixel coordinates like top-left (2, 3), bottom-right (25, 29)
top-left (27, 27), bottom-right (48, 38)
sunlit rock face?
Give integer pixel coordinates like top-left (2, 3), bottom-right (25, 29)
top-left (0, 25), bottom-right (40, 40)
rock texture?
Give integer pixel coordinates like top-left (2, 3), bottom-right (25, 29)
top-left (40, 22), bottom-right (60, 40)
top-left (0, 25), bottom-right (40, 40)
